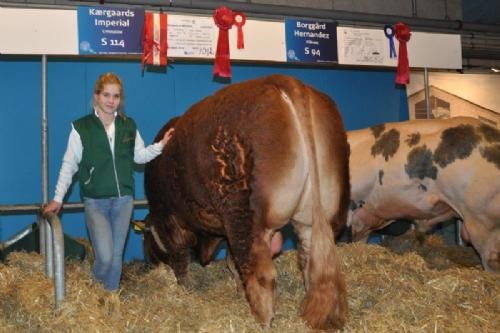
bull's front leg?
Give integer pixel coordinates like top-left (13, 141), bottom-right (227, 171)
top-left (169, 248), bottom-right (192, 286)
top-left (225, 253), bottom-right (244, 296)
top-left (226, 231), bottom-right (283, 297)
top-left (165, 216), bottom-right (197, 286)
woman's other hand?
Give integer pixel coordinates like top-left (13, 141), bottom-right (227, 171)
top-left (161, 128), bottom-right (175, 146)
top-left (43, 200), bottom-right (62, 215)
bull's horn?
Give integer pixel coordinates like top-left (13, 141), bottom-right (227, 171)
top-left (131, 220), bottom-right (146, 232)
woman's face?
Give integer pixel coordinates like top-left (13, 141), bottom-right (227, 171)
top-left (95, 83), bottom-right (121, 115)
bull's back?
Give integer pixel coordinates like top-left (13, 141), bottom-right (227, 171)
top-left (153, 76), bottom-right (310, 229)
top-left (153, 75), bottom-right (349, 233)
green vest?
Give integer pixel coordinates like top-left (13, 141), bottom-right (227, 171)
top-left (73, 114), bottom-right (136, 199)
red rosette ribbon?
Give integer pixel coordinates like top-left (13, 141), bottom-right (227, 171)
top-left (142, 12), bottom-right (168, 72)
top-left (213, 6), bottom-right (234, 78)
top-left (394, 22), bottom-right (411, 85)
top-left (233, 12), bottom-right (246, 49)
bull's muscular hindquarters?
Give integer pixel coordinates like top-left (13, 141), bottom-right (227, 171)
top-left (144, 75), bottom-right (350, 330)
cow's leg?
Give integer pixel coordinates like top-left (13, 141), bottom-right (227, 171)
top-left (226, 226), bottom-right (277, 328)
top-left (483, 230), bottom-right (500, 272)
top-left (461, 217), bottom-right (500, 273)
top-left (415, 209), bottom-right (458, 234)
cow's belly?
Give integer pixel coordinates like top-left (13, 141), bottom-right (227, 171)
top-left (442, 158), bottom-right (500, 221)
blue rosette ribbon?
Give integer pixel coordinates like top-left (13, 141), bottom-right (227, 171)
top-left (384, 24), bottom-right (397, 58)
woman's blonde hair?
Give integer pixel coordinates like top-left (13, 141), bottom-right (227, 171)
top-left (92, 72), bottom-right (126, 118)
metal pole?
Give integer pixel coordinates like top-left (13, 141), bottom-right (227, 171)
top-left (39, 214), bottom-right (46, 258)
top-left (42, 55), bottom-right (48, 205)
top-left (457, 220), bottom-right (464, 245)
top-left (424, 67), bottom-right (431, 119)
top-left (0, 223), bottom-right (36, 250)
top-left (411, 0), bottom-right (418, 17)
top-left (0, 200), bottom-right (148, 214)
top-left (47, 213), bottom-right (65, 307)
top-left (424, 67), bottom-right (462, 246)
top-left (39, 212), bottom-right (65, 308)
top-left (41, 55), bottom-right (49, 256)
top-left (45, 220), bottom-right (53, 277)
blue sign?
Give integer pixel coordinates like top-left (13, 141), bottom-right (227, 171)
top-left (78, 6), bottom-right (144, 55)
top-left (285, 19), bottom-right (337, 63)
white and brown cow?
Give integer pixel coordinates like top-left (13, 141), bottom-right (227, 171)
top-left (348, 117), bottom-right (500, 272)
top-left (143, 75), bottom-right (351, 330)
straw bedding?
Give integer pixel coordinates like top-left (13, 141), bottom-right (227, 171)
top-left (0, 232), bottom-right (498, 333)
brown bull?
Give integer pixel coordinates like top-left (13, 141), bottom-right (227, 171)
top-left (143, 75), bottom-right (350, 329)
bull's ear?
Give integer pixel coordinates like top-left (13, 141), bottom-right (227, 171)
top-left (132, 220), bottom-right (146, 232)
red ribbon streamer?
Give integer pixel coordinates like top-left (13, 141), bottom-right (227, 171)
top-left (233, 12), bottom-right (246, 49)
top-left (142, 12), bottom-right (168, 71)
top-left (395, 22), bottom-right (411, 85)
top-left (213, 7), bottom-right (234, 78)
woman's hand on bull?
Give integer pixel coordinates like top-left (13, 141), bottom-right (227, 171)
top-left (43, 200), bottom-right (62, 215)
top-left (161, 128), bottom-right (175, 146)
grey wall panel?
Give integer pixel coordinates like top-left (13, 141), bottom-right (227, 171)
top-left (250, 0), bottom-right (334, 10)
top-left (463, 0), bottom-right (500, 24)
top-left (333, 0), bottom-right (413, 17)
top-left (444, 0), bottom-right (463, 20)
top-left (416, 0), bottom-right (462, 20)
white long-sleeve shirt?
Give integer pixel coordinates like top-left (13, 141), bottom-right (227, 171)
top-left (53, 121), bottom-right (164, 203)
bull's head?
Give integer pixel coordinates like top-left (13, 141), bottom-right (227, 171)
top-left (141, 213), bottom-right (198, 284)
top-left (141, 214), bottom-right (171, 266)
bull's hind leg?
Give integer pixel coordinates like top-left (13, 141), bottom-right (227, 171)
top-left (226, 224), bottom-right (277, 328)
top-left (291, 219), bottom-right (312, 289)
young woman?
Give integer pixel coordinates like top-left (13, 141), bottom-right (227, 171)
top-left (44, 72), bottom-right (174, 291)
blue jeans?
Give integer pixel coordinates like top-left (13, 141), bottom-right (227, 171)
top-left (83, 195), bottom-right (133, 291)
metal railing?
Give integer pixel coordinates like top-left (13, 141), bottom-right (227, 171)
top-left (0, 199), bottom-right (149, 308)
top-left (38, 211), bottom-right (65, 308)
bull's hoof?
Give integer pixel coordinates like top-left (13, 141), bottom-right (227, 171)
top-left (245, 274), bottom-right (276, 330)
top-left (176, 275), bottom-right (192, 289)
top-left (252, 309), bottom-right (274, 330)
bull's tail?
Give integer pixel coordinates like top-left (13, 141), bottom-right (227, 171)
top-left (288, 82), bottom-right (348, 330)
top-left (302, 205), bottom-right (347, 329)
